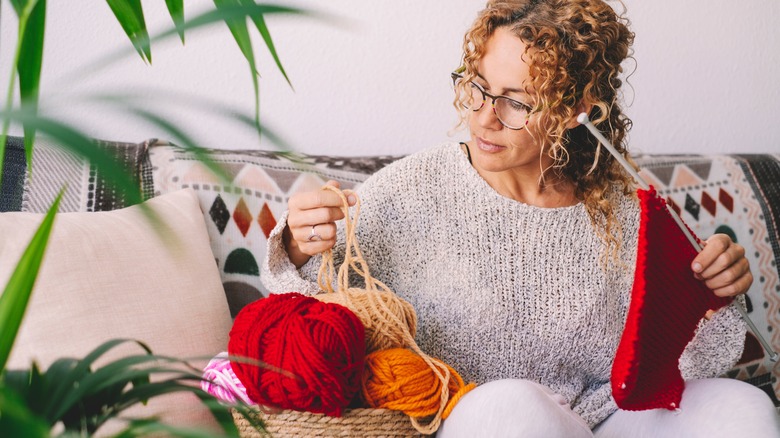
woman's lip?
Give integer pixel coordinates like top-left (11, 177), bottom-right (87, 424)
top-left (476, 137), bottom-right (506, 153)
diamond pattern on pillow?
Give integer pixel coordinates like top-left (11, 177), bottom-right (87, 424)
top-left (146, 141), bottom-right (402, 317)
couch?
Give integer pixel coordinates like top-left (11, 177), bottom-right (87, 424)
top-left (1, 135), bottom-right (778, 431)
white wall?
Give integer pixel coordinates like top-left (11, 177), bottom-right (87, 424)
top-left (1, 1), bottom-right (778, 156)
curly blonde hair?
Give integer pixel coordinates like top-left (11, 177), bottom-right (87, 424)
top-left (455, 0), bottom-right (637, 263)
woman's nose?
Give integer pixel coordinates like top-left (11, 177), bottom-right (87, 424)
top-left (474, 102), bottom-right (502, 130)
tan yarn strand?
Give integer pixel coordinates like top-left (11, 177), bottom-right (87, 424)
top-left (315, 185), bottom-right (452, 435)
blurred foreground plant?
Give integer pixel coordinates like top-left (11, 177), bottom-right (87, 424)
top-left (0, 0), bottom-right (310, 435)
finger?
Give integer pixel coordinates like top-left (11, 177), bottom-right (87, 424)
top-left (345, 191), bottom-right (357, 207)
top-left (298, 238), bottom-right (338, 256)
top-left (293, 222), bottom-right (338, 244)
top-left (327, 181), bottom-right (358, 206)
top-left (288, 188), bottom-right (349, 212)
top-left (296, 221), bottom-right (338, 256)
top-left (691, 234), bottom-right (732, 277)
top-left (697, 240), bottom-right (745, 281)
top-left (701, 255), bottom-right (749, 288)
top-left (709, 268), bottom-right (753, 298)
top-left (704, 256), bottom-right (751, 294)
top-left (287, 207), bottom-right (345, 229)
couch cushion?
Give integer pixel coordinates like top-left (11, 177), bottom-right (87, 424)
top-left (635, 153), bottom-right (780, 406)
top-left (0, 188), bottom-right (232, 432)
top-left (146, 141), bottom-right (402, 317)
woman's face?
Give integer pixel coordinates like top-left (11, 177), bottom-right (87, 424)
top-left (468, 27), bottom-right (552, 177)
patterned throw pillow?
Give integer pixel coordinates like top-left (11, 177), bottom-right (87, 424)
top-left (146, 141), bottom-right (402, 317)
top-left (0, 136), bottom-right (151, 213)
top-left (635, 153), bottom-right (780, 407)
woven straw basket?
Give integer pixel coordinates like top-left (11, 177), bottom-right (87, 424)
top-left (232, 407), bottom-right (426, 437)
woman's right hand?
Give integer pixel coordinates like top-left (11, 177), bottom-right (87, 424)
top-left (283, 180), bottom-right (356, 269)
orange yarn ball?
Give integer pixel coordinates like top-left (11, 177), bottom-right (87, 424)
top-left (361, 348), bottom-right (475, 419)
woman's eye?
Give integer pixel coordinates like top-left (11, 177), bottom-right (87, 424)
top-left (508, 100), bottom-right (530, 112)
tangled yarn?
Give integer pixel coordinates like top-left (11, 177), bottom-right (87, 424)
top-left (315, 186), bottom-right (419, 355)
top-left (362, 348), bottom-right (476, 419)
top-left (315, 289), bottom-right (417, 353)
top-left (314, 186), bottom-right (472, 434)
top-left (228, 292), bottom-right (366, 417)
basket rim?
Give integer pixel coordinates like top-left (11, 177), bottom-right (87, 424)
top-left (231, 406), bottom-right (426, 437)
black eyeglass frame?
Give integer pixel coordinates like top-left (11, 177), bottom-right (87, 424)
top-left (451, 72), bottom-right (532, 131)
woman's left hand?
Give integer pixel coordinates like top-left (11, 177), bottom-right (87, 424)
top-left (692, 234), bottom-right (753, 298)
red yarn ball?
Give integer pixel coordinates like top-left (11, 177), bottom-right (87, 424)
top-left (228, 292), bottom-right (366, 416)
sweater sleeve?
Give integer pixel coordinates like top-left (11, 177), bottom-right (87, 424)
top-left (260, 210), bottom-right (323, 296)
top-left (679, 297), bottom-right (747, 380)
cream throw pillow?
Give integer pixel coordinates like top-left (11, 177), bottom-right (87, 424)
top-left (0, 188), bottom-right (232, 432)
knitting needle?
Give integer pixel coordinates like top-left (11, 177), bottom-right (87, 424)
top-left (577, 112), bottom-right (779, 362)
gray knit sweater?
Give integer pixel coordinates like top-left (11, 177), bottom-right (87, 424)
top-left (262, 142), bottom-right (746, 428)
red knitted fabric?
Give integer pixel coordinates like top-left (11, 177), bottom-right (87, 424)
top-left (611, 186), bottom-right (733, 411)
top-left (228, 292), bottom-right (366, 416)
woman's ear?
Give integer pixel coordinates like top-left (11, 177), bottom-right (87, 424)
top-left (566, 101), bottom-right (593, 129)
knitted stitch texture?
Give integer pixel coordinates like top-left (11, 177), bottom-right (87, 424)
top-left (262, 142), bottom-right (747, 428)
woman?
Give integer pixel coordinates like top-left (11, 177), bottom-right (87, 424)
top-left (263, 0), bottom-right (779, 436)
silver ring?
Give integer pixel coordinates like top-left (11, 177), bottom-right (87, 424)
top-left (308, 225), bottom-right (322, 242)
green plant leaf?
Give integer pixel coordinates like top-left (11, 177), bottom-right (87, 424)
top-left (164, 0), bottom-right (185, 44)
top-left (231, 403), bottom-right (267, 434)
top-left (38, 343), bottom-right (245, 435)
top-left (43, 339), bottom-right (151, 421)
top-left (114, 416), bottom-right (237, 438)
top-left (54, 4), bottom-right (305, 141)
top-left (124, 105), bottom-right (233, 183)
top-left (240, 1), bottom-right (292, 88)
top-left (9, 0), bottom-right (24, 15)
top-left (1, 0), bottom-right (41, 186)
top-left (0, 189), bottom-right (61, 372)
top-left (2, 363), bottom-right (49, 415)
top-left (115, 383), bottom-right (246, 435)
top-left (106, 0), bottom-right (152, 64)
top-left (2, 340), bottom-right (248, 435)
top-left (16, 0), bottom-right (46, 163)
top-left (213, 0), bottom-right (258, 76)
top-left (65, 4), bottom-right (304, 94)
top-left (59, 360), bottom-right (185, 411)
top-left (83, 3), bottom-right (304, 72)
top-left (213, 0), bottom-right (261, 130)
top-left (0, 385), bottom-right (49, 438)
top-left (89, 90), bottom-right (294, 153)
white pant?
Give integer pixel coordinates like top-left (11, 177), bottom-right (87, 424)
top-left (437, 378), bottom-right (780, 438)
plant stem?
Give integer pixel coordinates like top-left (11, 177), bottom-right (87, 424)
top-left (1, 1), bottom-right (37, 181)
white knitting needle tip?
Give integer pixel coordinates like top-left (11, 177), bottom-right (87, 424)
top-left (577, 113), bottom-right (648, 191)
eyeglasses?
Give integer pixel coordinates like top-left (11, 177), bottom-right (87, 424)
top-left (451, 72), bottom-right (532, 130)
